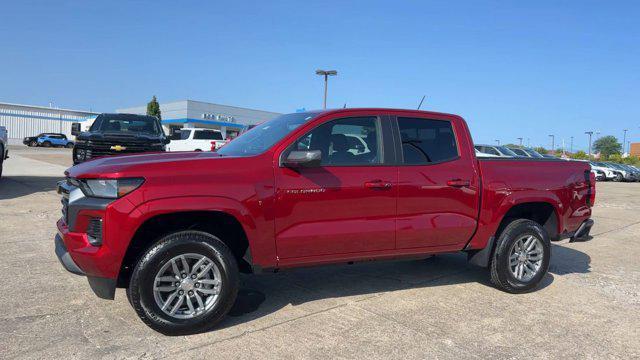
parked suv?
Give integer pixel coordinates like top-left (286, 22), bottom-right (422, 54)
top-left (167, 128), bottom-right (226, 152)
top-left (71, 113), bottom-right (168, 164)
top-left (23, 132), bottom-right (66, 147)
top-left (56, 109), bottom-right (594, 335)
top-left (37, 133), bottom-right (74, 148)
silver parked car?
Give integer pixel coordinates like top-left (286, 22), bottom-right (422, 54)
top-left (474, 144), bottom-right (519, 157)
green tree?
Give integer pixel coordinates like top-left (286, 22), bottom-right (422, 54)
top-left (593, 135), bottom-right (621, 158)
top-left (608, 153), bottom-right (623, 163)
top-left (146, 96), bottom-right (161, 120)
top-left (571, 150), bottom-right (589, 160)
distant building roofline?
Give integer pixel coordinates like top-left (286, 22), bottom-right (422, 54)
top-left (117, 99), bottom-right (282, 116)
top-left (0, 101), bottom-right (99, 115)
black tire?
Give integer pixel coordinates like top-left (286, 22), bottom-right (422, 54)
top-left (42, 141), bottom-right (52, 148)
top-left (128, 230), bottom-right (239, 335)
top-left (65, 142), bottom-right (74, 148)
top-left (490, 219), bottom-right (551, 293)
top-left (29, 140), bottom-right (37, 147)
top-left (614, 173), bottom-right (622, 182)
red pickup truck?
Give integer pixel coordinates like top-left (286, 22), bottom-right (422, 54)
top-left (55, 108), bottom-right (595, 335)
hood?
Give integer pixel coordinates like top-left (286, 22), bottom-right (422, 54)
top-left (66, 151), bottom-right (228, 179)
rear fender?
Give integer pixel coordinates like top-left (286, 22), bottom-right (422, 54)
top-left (466, 191), bottom-right (562, 251)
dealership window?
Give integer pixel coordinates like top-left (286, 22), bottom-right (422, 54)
top-left (292, 117), bottom-right (381, 165)
top-left (398, 117), bottom-right (458, 164)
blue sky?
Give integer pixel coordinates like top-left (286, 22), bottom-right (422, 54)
top-left (1, 1), bottom-right (638, 150)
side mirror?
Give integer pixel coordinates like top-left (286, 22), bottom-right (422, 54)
top-left (283, 150), bottom-right (322, 168)
top-left (71, 122), bottom-right (81, 136)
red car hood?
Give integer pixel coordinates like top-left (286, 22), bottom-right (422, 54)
top-left (66, 151), bottom-right (227, 179)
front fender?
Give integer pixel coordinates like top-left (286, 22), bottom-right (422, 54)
top-left (102, 195), bottom-right (273, 279)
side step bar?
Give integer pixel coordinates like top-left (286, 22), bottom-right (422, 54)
top-left (570, 219), bottom-right (594, 242)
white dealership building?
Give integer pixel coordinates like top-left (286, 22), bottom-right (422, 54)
top-left (0, 99), bottom-right (281, 144)
top-left (117, 100), bottom-right (281, 138)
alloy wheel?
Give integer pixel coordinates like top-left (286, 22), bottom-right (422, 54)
top-left (508, 235), bottom-right (544, 282)
top-left (152, 253), bottom-right (222, 319)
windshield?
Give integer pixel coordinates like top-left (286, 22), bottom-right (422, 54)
top-left (523, 148), bottom-right (544, 158)
top-left (510, 148), bottom-right (527, 156)
top-left (496, 146), bottom-right (518, 157)
top-left (217, 112), bottom-right (319, 156)
top-left (90, 114), bottom-right (162, 135)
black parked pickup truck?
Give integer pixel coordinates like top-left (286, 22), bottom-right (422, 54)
top-left (71, 113), bottom-right (169, 164)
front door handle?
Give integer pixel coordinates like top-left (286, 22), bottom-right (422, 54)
top-left (364, 180), bottom-right (393, 190)
top-left (446, 179), bottom-right (470, 187)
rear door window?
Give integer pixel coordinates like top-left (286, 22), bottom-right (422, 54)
top-left (398, 117), bottom-right (458, 164)
top-left (194, 130), bottom-right (224, 140)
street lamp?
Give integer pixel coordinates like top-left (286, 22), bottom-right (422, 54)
top-left (570, 136), bottom-right (574, 153)
top-left (623, 129), bottom-right (628, 155)
top-left (517, 137), bottom-right (523, 146)
top-left (585, 131), bottom-right (594, 160)
top-left (548, 134), bottom-right (555, 153)
top-left (315, 69), bottom-right (338, 109)
top-left (495, 139), bottom-right (500, 145)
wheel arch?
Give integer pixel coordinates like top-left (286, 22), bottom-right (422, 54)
top-left (496, 201), bottom-right (560, 241)
top-left (117, 209), bottom-right (253, 287)
top-left (467, 198), bottom-right (561, 268)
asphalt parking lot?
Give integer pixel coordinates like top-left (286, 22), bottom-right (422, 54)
top-left (1, 147), bottom-right (639, 359)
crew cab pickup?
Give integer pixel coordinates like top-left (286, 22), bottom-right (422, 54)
top-left (71, 113), bottom-right (169, 164)
top-left (166, 128), bottom-right (226, 152)
top-left (55, 109), bottom-right (595, 335)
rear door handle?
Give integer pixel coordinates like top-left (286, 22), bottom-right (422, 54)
top-left (364, 180), bottom-right (393, 190)
top-left (446, 179), bottom-right (470, 187)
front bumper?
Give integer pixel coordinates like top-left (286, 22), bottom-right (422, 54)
top-left (55, 231), bottom-right (117, 299)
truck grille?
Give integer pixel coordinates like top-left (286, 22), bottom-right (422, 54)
top-left (84, 139), bottom-right (161, 158)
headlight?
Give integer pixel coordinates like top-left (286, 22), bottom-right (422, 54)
top-left (79, 178), bottom-right (144, 198)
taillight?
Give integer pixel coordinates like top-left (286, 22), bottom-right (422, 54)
top-left (588, 171), bottom-right (596, 206)
top-left (211, 141), bottom-right (216, 151)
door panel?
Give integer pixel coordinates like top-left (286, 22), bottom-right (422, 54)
top-left (395, 116), bottom-right (480, 249)
top-left (274, 115), bottom-right (398, 259)
top-left (275, 166), bottom-right (397, 258)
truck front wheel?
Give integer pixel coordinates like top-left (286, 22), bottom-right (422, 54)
top-left (490, 219), bottom-right (550, 293)
top-left (127, 230), bottom-right (239, 335)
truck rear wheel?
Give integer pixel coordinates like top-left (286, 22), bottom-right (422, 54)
top-left (490, 219), bottom-right (550, 293)
top-left (127, 230), bottom-right (239, 335)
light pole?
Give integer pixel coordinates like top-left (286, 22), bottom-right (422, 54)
top-left (548, 134), bottom-right (555, 153)
top-left (315, 69), bottom-right (337, 109)
top-left (570, 136), bottom-right (574, 153)
top-left (517, 137), bottom-right (523, 146)
top-left (623, 129), bottom-right (628, 155)
top-left (527, 138), bottom-right (530, 147)
top-left (585, 131), bottom-right (594, 160)
top-left (495, 139), bottom-right (500, 145)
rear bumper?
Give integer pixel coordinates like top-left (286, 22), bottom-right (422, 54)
top-left (55, 226), bottom-right (116, 300)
